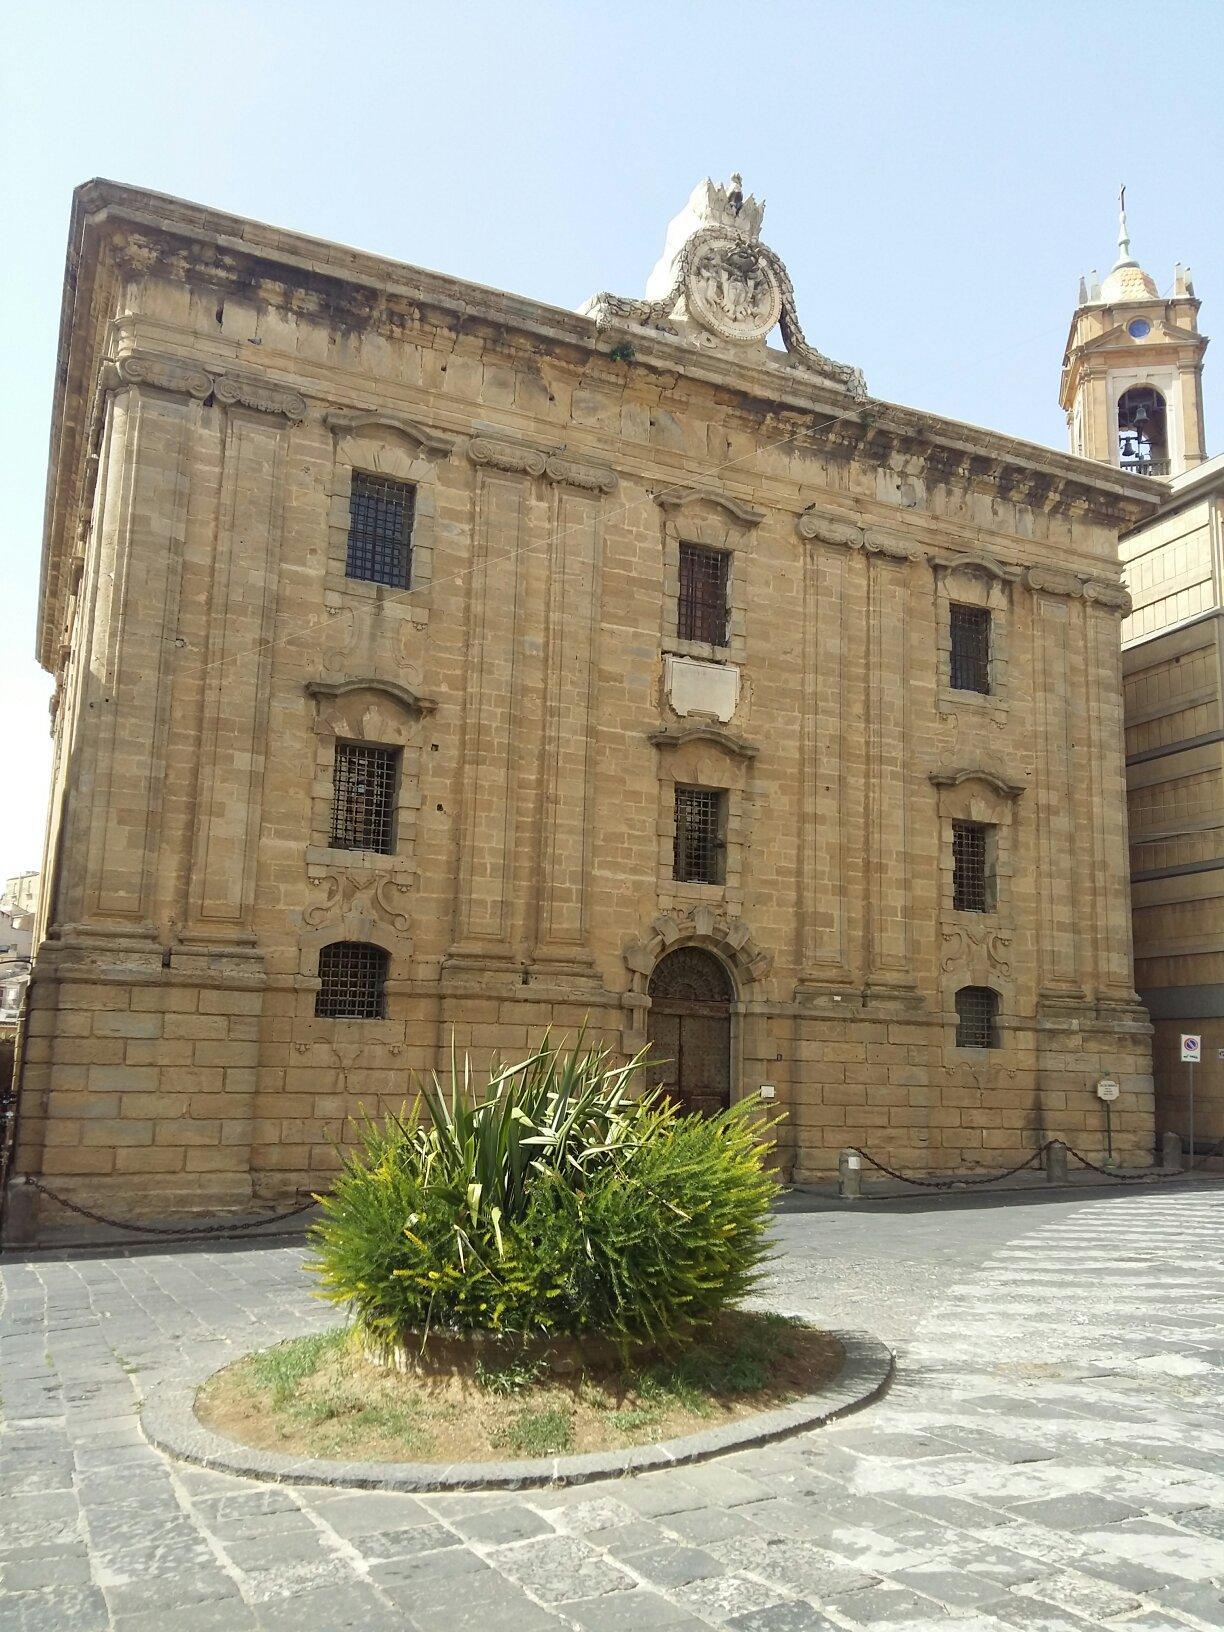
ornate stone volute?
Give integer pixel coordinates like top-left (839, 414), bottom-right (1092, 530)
top-left (581, 174), bottom-right (866, 400)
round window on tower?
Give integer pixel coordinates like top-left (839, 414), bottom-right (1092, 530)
top-left (1128, 318), bottom-right (1152, 339)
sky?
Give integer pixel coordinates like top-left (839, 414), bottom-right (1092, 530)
top-left (1, 0), bottom-right (1222, 884)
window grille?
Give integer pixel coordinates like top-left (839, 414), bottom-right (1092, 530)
top-left (315, 942), bottom-right (388, 1019)
top-left (955, 986), bottom-right (999, 1049)
top-left (346, 473), bottom-right (415, 588)
top-left (949, 604), bottom-right (991, 694)
top-left (678, 543), bottom-right (730, 645)
top-left (330, 743), bottom-right (399, 853)
top-left (673, 786), bottom-right (726, 884)
top-left (952, 821), bottom-right (993, 912)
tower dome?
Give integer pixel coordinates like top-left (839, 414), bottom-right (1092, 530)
top-left (1100, 188), bottom-right (1158, 303)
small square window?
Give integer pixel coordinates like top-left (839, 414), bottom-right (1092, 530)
top-left (346, 473), bottom-right (414, 588)
top-left (678, 543), bottom-right (730, 645)
top-left (315, 942), bottom-right (388, 1019)
top-left (949, 604), bottom-right (991, 694)
top-left (673, 786), bottom-right (726, 884)
top-left (330, 743), bottom-right (400, 854)
top-left (955, 986), bottom-right (999, 1049)
top-left (952, 821), bottom-right (996, 912)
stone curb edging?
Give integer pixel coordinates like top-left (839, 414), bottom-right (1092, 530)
top-left (138, 1325), bottom-right (893, 1493)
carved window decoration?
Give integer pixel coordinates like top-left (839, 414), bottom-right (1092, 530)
top-left (955, 985), bottom-right (999, 1049)
top-left (346, 472), bottom-right (415, 588)
top-left (678, 544), bottom-right (729, 646)
top-left (674, 786), bottom-right (726, 884)
top-left (315, 941), bottom-right (388, 1019)
top-left (330, 743), bottom-right (400, 854)
top-left (949, 604), bottom-right (991, 694)
top-left (952, 821), bottom-right (996, 913)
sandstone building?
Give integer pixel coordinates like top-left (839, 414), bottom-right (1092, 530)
top-left (1060, 195), bottom-right (1219, 1154)
top-left (4, 176), bottom-right (1164, 1234)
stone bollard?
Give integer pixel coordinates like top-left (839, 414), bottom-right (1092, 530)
top-left (838, 1148), bottom-right (862, 1200)
top-left (1161, 1131), bottom-right (1183, 1173)
top-left (1045, 1141), bottom-right (1068, 1185)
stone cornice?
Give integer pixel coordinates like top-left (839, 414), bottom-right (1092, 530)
top-left (304, 678), bottom-right (438, 715)
top-left (324, 408), bottom-right (453, 456)
top-left (648, 725), bottom-right (759, 761)
top-left (655, 487), bottom-right (764, 525)
top-left (797, 511), bottom-right (920, 561)
top-left (929, 768), bottom-right (1028, 799)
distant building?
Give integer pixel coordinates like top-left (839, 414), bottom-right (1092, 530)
top-left (0, 872), bottom-right (37, 1027)
top-left (1062, 193), bottom-right (1219, 1154)
top-left (6, 176), bottom-right (1160, 1237)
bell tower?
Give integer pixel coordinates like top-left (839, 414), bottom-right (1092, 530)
top-left (1060, 189), bottom-right (1208, 476)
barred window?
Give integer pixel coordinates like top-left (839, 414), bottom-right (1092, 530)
top-left (330, 743), bottom-right (399, 853)
top-left (952, 821), bottom-right (995, 912)
top-left (315, 942), bottom-right (388, 1019)
top-left (673, 786), bottom-right (726, 884)
top-left (678, 543), bottom-right (730, 645)
top-left (955, 986), bottom-right (999, 1049)
top-left (949, 604), bottom-right (991, 694)
top-left (346, 473), bottom-right (415, 588)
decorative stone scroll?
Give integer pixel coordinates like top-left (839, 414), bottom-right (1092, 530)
top-left (304, 869), bottom-right (411, 935)
top-left (468, 437), bottom-right (548, 477)
top-left (582, 175), bottom-right (867, 400)
top-left (101, 351), bottom-right (305, 420)
top-left (467, 437), bottom-right (617, 493)
top-left (1023, 565), bottom-right (1132, 615)
top-left (213, 374), bottom-right (307, 421)
top-left (797, 510), bottom-right (923, 562)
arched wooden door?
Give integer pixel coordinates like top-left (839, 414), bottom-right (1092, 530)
top-left (646, 947), bottom-right (733, 1117)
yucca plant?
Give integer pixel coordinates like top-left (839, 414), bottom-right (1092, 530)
top-left (308, 1035), bottom-right (780, 1353)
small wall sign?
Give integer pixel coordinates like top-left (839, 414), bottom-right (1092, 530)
top-left (1096, 1078), bottom-right (1120, 1102)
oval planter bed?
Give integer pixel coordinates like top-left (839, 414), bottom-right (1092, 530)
top-left (139, 1039), bottom-right (891, 1488)
top-left (140, 1319), bottom-right (893, 1492)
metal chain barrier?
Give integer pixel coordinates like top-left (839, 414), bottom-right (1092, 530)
top-left (19, 1176), bottom-right (317, 1238)
top-left (849, 1143), bottom-right (1054, 1190)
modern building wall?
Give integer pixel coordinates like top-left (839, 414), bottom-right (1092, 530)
top-left (1121, 454), bottom-right (1224, 1150)
top-left (6, 179), bottom-right (1161, 1235)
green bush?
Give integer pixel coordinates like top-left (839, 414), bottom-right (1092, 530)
top-left (308, 1037), bottom-right (779, 1352)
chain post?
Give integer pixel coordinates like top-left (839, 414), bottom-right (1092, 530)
top-left (838, 1148), bottom-right (862, 1200)
top-left (1045, 1141), bottom-right (1068, 1184)
top-left (1161, 1131), bottom-right (1184, 1173)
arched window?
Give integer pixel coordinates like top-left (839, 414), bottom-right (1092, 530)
top-left (315, 942), bottom-right (388, 1019)
top-left (1117, 387), bottom-right (1169, 475)
top-left (955, 986), bottom-right (999, 1049)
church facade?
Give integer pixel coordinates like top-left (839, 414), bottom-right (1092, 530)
top-left (7, 176), bottom-right (1163, 1233)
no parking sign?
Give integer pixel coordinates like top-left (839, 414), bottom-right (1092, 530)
top-left (1181, 1034), bottom-right (1201, 1063)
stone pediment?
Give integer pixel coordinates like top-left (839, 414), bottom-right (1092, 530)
top-left (1076, 318), bottom-right (1204, 355)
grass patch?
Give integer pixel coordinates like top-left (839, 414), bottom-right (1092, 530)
top-left (495, 1407), bottom-right (573, 1455)
top-left (196, 1311), bottom-right (841, 1465)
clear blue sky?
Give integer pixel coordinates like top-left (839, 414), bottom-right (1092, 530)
top-left (2, 0), bottom-right (1221, 880)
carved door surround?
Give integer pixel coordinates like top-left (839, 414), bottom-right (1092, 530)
top-left (300, 678), bottom-right (437, 979)
top-left (621, 906), bottom-right (772, 1084)
top-left (931, 767), bottom-right (1027, 1049)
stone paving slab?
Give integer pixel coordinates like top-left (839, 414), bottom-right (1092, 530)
top-left (1, 1183), bottom-right (1222, 1629)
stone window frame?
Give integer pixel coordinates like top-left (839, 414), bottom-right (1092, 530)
top-left (652, 731), bottom-right (756, 915)
top-left (931, 768), bottom-right (1026, 1057)
top-left (303, 679), bottom-right (437, 885)
top-left (931, 554), bottom-right (1019, 724)
top-left (656, 489), bottom-right (763, 666)
top-left (322, 410), bottom-right (453, 623)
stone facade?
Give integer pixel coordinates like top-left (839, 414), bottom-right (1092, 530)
top-left (6, 177), bottom-right (1163, 1234)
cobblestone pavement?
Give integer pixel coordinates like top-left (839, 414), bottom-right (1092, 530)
top-left (1, 1184), bottom-right (1222, 1631)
